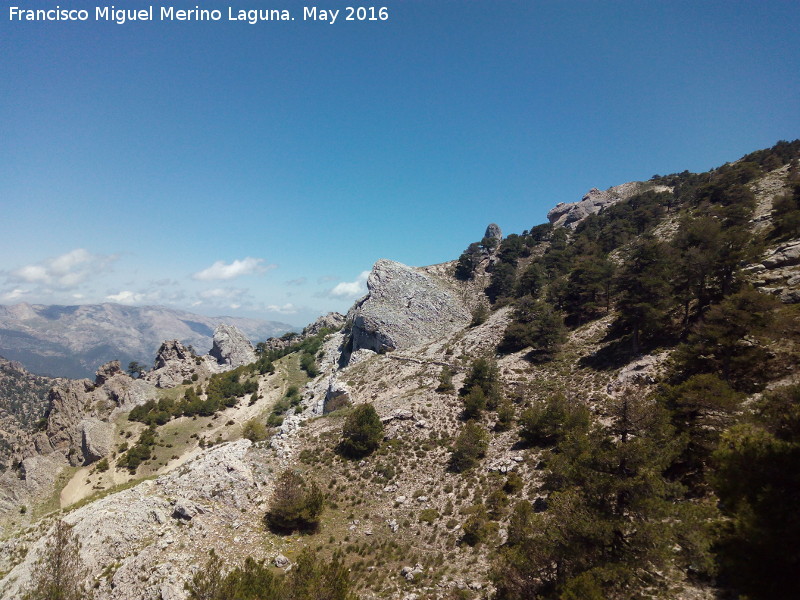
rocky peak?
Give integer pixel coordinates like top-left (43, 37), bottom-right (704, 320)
top-left (152, 340), bottom-right (194, 370)
top-left (302, 312), bottom-right (345, 337)
top-left (209, 324), bottom-right (257, 368)
top-left (94, 360), bottom-right (122, 386)
top-left (346, 259), bottom-right (471, 356)
top-left (484, 222), bottom-right (502, 240)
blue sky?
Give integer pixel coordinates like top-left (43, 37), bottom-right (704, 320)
top-left (1, 0), bottom-right (798, 326)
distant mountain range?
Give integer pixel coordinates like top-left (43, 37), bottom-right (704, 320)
top-left (0, 303), bottom-right (294, 378)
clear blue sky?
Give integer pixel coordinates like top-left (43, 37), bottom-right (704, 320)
top-left (1, 0), bottom-right (798, 326)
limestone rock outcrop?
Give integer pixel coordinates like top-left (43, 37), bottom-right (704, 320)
top-left (144, 340), bottom-right (217, 388)
top-left (745, 238), bottom-right (800, 303)
top-left (79, 418), bottom-right (114, 462)
top-left (209, 324), bottom-right (257, 369)
top-left (43, 366), bottom-right (156, 465)
top-left (484, 223), bottom-right (503, 241)
top-left (94, 360), bottom-right (123, 386)
top-left (302, 312), bottom-right (345, 337)
top-left (346, 259), bottom-right (471, 355)
top-left (547, 181), bottom-right (671, 229)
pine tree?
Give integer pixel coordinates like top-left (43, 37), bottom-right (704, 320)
top-left (613, 238), bottom-right (675, 353)
top-left (23, 520), bottom-right (92, 600)
top-left (265, 469), bottom-right (324, 533)
top-left (339, 403), bottom-right (383, 458)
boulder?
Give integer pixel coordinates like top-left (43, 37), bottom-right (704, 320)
top-left (172, 498), bottom-right (204, 520)
top-left (79, 418), bottom-right (114, 463)
top-left (762, 239), bottom-right (800, 269)
top-left (209, 324), bottom-right (257, 369)
top-left (94, 360), bottom-right (122, 386)
top-left (324, 378), bottom-right (352, 414)
top-left (347, 259), bottom-right (471, 355)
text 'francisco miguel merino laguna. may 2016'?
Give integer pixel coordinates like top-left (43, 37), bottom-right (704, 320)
top-left (8, 5), bottom-right (390, 25)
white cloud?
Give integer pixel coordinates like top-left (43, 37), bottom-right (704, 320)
top-left (199, 287), bottom-right (247, 300)
top-left (9, 249), bottom-right (117, 289)
top-left (265, 303), bottom-right (298, 314)
top-left (285, 277), bottom-right (307, 286)
top-left (192, 257), bottom-right (274, 281)
top-left (106, 290), bottom-right (146, 304)
top-left (329, 271), bottom-right (370, 299)
top-left (1, 288), bottom-right (29, 301)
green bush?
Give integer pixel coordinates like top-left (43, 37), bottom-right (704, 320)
top-left (519, 394), bottom-right (590, 447)
top-left (241, 419), bottom-right (268, 442)
top-left (449, 421), bottom-right (488, 473)
top-left (339, 403), bottom-right (383, 458)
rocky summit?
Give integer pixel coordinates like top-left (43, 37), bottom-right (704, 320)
top-left (1, 141), bottom-right (800, 600)
top-left (345, 259), bottom-right (471, 356)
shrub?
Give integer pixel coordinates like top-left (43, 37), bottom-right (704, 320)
top-left (265, 469), bottom-right (325, 533)
top-left (436, 366), bottom-right (454, 393)
top-left (519, 394), bottom-right (590, 447)
top-left (419, 508), bottom-right (440, 524)
top-left (339, 403), bottom-right (383, 458)
top-left (241, 419), bottom-right (268, 442)
top-left (462, 505), bottom-right (495, 546)
top-left (449, 421), bottom-right (488, 473)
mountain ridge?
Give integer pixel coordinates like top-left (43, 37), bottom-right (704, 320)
top-left (0, 302), bottom-right (294, 378)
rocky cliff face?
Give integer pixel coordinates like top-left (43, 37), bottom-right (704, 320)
top-left (42, 362), bottom-right (156, 465)
top-left (547, 181), bottom-right (671, 228)
top-left (345, 259), bottom-right (471, 356)
top-left (0, 358), bottom-right (57, 472)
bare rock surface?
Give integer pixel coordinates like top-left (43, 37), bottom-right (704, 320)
top-left (79, 417), bottom-right (114, 462)
top-left (144, 340), bottom-right (219, 388)
top-left (547, 181), bottom-right (671, 229)
top-left (302, 312), bottom-right (345, 337)
top-left (484, 223), bottom-right (502, 240)
top-left (209, 324), bottom-right (257, 369)
top-left (346, 259), bottom-right (471, 356)
top-left (746, 238), bottom-right (800, 303)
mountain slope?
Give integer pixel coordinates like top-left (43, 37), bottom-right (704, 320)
top-left (1, 140), bottom-right (799, 600)
top-left (0, 303), bottom-right (294, 378)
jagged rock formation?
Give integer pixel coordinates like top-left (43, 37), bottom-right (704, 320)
top-left (302, 312), bottom-right (346, 337)
top-left (41, 362), bottom-right (156, 465)
top-left (484, 223), bottom-right (503, 240)
top-left (346, 259), bottom-right (471, 356)
top-left (145, 324), bottom-right (263, 389)
top-left (0, 358), bottom-right (57, 472)
top-left (547, 181), bottom-right (671, 229)
top-left (209, 324), bottom-right (257, 369)
top-left (144, 340), bottom-right (216, 388)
